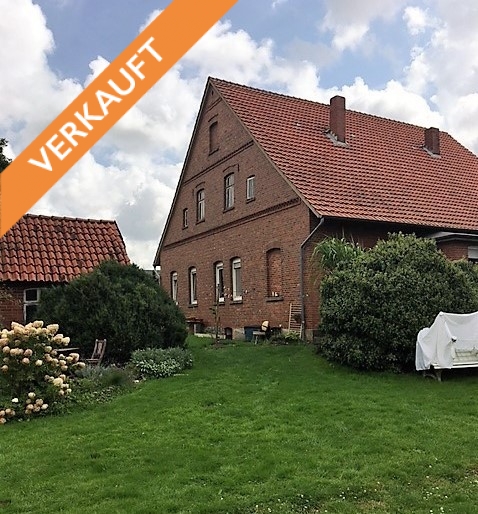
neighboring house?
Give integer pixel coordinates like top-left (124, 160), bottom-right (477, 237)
top-left (154, 77), bottom-right (478, 339)
top-left (0, 214), bottom-right (129, 327)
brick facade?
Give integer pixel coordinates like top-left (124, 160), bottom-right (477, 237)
top-left (0, 281), bottom-right (53, 328)
top-left (156, 81), bottom-right (478, 339)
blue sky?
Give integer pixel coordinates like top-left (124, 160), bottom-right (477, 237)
top-left (1, 0), bottom-right (478, 267)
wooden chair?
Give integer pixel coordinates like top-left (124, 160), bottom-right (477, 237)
top-left (85, 339), bottom-right (106, 366)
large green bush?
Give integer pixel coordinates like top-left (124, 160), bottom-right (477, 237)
top-left (318, 234), bottom-right (478, 372)
top-left (37, 261), bottom-right (187, 364)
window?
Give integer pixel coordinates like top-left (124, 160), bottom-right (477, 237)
top-left (224, 173), bottom-right (234, 210)
top-left (246, 175), bottom-right (255, 200)
top-left (189, 267), bottom-right (197, 305)
top-left (266, 248), bottom-right (282, 297)
top-left (231, 258), bottom-right (242, 301)
top-left (209, 121), bottom-right (219, 153)
top-left (24, 288), bottom-right (41, 323)
top-left (468, 247), bottom-right (478, 263)
top-left (182, 208), bottom-right (188, 228)
top-left (215, 262), bottom-right (225, 303)
top-left (171, 272), bottom-right (178, 303)
top-left (197, 189), bottom-right (205, 222)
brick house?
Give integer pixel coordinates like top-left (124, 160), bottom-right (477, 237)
top-left (0, 214), bottom-right (129, 327)
top-left (154, 78), bottom-right (478, 339)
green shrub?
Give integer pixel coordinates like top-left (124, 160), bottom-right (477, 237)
top-left (0, 321), bottom-right (86, 424)
top-left (312, 236), bottom-right (363, 274)
top-left (37, 261), bottom-right (188, 364)
top-left (269, 331), bottom-right (302, 345)
top-left (130, 347), bottom-right (193, 379)
top-left (318, 233), bottom-right (478, 372)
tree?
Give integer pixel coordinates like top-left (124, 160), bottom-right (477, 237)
top-left (0, 139), bottom-right (12, 172)
top-left (37, 261), bottom-right (188, 364)
top-left (318, 233), bottom-right (478, 372)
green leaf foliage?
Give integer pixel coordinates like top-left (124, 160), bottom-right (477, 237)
top-left (0, 138), bottom-right (12, 172)
top-left (37, 261), bottom-right (187, 364)
top-left (312, 236), bottom-right (364, 274)
top-left (318, 233), bottom-right (478, 372)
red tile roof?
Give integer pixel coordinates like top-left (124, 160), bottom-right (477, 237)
top-left (211, 78), bottom-right (478, 231)
top-left (0, 214), bottom-right (129, 283)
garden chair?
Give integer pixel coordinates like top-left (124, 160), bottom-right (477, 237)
top-left (85, 339), bottom-right (106, 366)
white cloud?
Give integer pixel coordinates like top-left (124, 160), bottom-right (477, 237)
top-left (271, 0), bottom-right (288, 9)
top-left (321, 0), bottom-right (408, 50)
top-left (2, 0), bottom-right (478, 269)
top-left (403, 6), bottom-right (433, 35)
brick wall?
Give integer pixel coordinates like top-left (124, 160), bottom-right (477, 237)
top-left (158, 82), bottom-right (478, 339)
top-left (436, 240), bottom-right (469, 260)
top-left (0, 282), bottom-right (53, 328)
top-left (160, 84), bottom-right (313, 335)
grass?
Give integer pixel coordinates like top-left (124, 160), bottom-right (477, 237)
top-left (1, 337), bottom-right (478, 513)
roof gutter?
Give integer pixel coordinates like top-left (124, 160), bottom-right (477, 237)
top-left (299, 216), bottom-right (325, 340)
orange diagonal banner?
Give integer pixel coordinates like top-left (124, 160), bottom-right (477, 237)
top-left (0, 0), bottom-right (237, 237)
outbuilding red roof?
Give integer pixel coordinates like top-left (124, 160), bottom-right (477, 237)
top-left (0, 214), bottom-right (129, 283)
top-left (211, 78), bottom-right (478, 231)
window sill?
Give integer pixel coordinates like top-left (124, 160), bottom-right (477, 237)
top-left (196, 219), bottom-right (205, 225)
top-left (266, 296), bottom-right (283, 302)
top-left (246, 197), bottom-right (255, 203)
top-left (209, 148), bottom-right (219, 156)
top-left (230, 299), bottom-right (243, 305)
top-left (188, 303), bottom-right (198, 308)
top-left (223, 206), bottom-right (234, 213)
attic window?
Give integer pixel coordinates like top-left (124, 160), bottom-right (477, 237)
top-left (209, 121), bottom-right (219, 154)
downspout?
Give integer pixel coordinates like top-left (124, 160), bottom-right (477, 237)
top-left (299, 216), bottom-right (325, 340)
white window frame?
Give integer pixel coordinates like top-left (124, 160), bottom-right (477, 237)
top-left (246, 175), bottom-right (255, 200)
top-left (215, 262), bottom-right (225, 303)
top-left (171, 272), bottom-right (178, 304)
top-left (24, 288), bottom-right (41, 323)
top-left (225, 173), bottom-right (234, 209)
top-left (197, 189), bottom-right (205, 222)
top-left (231, 258), bottom-right (242, 301)
top-left (189, 267), bottom-right (198, 305)
top-left (182, 208), bottom-right (188, 228)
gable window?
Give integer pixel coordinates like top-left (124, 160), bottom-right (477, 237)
top-left (189, 267), bottom-right (198, 305)
top-left (266, 248), bottom-right (282, 297)
top-left (215, 262), bottom-right (225, 303)
top-left (231, 258), bottom-right (242, 301)
top-left (24, 288), bottom-right (41, 323)
top-left (171, 272), bottom-right (178, 303)
top-left (246, 175), bottom-right (255, 201)
top-left (209, 121), bottom-right (219, 154)
top-left (224, 173), bottom-right (235, 210)
top-left (182, 208), bottom-right (188, 228)
top-left (197, 189), bottom-right (205, 222)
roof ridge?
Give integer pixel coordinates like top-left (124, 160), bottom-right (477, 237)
top-left (24, 213), bottom-right (117, 224)
top-left (209, 76), bottom-right (444, 132)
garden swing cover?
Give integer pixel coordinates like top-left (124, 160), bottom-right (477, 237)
top-left (415, 311), bottom-right (478, 370)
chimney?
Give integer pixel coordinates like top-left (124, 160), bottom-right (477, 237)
top-left (424, 127), bottom-right (440, 155)
top-left (330, 95), bottom-right (346, 143)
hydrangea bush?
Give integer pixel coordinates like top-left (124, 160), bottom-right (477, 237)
top-left (0, 321), bottom-right (85, 424)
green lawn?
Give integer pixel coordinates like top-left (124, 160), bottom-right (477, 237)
top-left (1, 337), bottom-right (478, 513)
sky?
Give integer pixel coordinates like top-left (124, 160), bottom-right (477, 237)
top-left (1, 0), bottom-right (478, 268)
